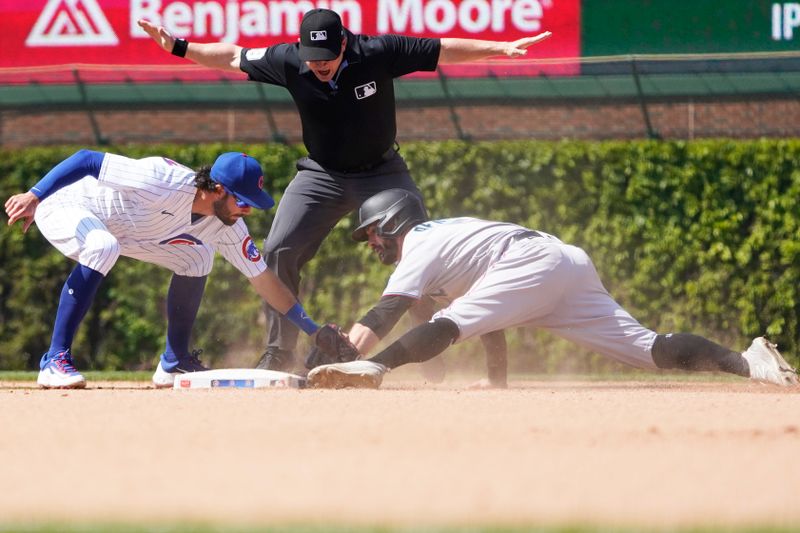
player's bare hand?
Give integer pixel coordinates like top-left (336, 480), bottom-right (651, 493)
top-left (504, 31), bottom-right (552, 57)
top-left (4, 192), bottom-right (40, 233)
top-left (137, 19), bottom-right (175, 52)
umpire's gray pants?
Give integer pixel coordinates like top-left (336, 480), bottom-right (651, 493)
top-left (263, 152), bottom-right (422, 353)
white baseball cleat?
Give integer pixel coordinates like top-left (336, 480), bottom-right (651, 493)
top-left (307, 360), bottom-right (388, 389)
top-left (152, 361), bottom-right (176, 389)
top-left (742, 337), bottom-right (799, 386)
top-left (37, 351), bottom-right (86, 389)
top-left (152, 350), bottom-right (209, 388)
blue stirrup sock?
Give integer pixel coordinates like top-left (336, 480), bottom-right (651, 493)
top-left (161, 274), bottom-right (207, 371)
top-left (43, 264), bottom-right (104, 367)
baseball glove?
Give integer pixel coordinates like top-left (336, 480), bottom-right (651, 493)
top-left (304, 323), bottom-right (361, 369)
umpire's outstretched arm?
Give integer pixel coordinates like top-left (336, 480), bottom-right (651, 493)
top-left (137, 19), bottom-right (243, 73)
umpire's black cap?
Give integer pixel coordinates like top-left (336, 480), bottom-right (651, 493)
top-left (298, 9), bottom-right (344, 61)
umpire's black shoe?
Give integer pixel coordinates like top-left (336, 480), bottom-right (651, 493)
top-left (256, 348), bottom-right (295, 372)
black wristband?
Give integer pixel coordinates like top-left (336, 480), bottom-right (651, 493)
top-left (171, 38), bottom-right (188, 57)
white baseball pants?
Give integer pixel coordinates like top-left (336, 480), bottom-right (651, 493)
top-left (433, 236), bottom-right (659, 370)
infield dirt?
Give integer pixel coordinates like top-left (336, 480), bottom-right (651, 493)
top-left (1, 375), bottom-right (799, 530)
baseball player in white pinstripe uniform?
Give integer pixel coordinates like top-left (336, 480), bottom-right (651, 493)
top-left (307, 189), bottom-right (799, 389)
top-left (4, 150), bottom-right (322, 389)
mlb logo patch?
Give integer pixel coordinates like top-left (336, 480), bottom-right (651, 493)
top-left (242, 236), bottom-right (262, 262)
top-left (355, 82), bottom-right (377, 100)
top-left (310, 30), bottom-right (327, 41)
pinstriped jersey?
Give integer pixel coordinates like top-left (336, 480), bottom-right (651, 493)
top-left (41, 153), bottom-right (267, 278)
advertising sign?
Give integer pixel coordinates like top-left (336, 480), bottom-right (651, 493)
top-left (0, 0), bottom-right (581, 83)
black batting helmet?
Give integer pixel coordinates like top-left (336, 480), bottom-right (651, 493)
top-left (352, 189), bottom-right (428, 241)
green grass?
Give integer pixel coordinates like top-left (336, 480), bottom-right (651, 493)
top-left (0, 370), bottom-right (152, 382)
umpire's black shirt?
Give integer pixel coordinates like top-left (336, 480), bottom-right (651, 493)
top-left (239, 30), bottom-right (441, 172)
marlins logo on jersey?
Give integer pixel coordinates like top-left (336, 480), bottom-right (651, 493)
top-left (242, 236), bottom-right (261, 262)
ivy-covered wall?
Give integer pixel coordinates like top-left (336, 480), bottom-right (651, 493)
top-left (1, 140), bottom-right (798, 373)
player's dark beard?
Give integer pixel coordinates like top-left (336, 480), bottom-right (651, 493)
top-left (377, 238), bottom-right (399, 265)
top-left (212, 195), bottom-right (237, 226)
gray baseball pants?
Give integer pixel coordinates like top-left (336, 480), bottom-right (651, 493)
top-left (263, 152), bottom-right (422, 353)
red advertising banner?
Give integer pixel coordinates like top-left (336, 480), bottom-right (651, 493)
top-left (0, 0), bottom-right (580, 83)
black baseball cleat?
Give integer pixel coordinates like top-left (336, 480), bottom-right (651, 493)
top-left (152, 349), bottom-right (209, 388)
top-left (256, 348), bottom-right (295, 373)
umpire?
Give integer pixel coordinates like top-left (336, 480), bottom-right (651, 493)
top-left (139, 9), bottom-right (551, 371)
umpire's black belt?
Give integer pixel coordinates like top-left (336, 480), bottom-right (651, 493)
top-left (340, 146), bottom-right (398, 173)
top-left (297, 146), bottom-right (398, 175)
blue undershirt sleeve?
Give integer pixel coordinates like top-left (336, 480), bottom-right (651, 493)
top-left (285, 302), bottom-right (321, 335)
top-left (30, 149), bottom-right (105, 201)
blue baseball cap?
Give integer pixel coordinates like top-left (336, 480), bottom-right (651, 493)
top-left (210, 152), bottom-right (274, 210)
